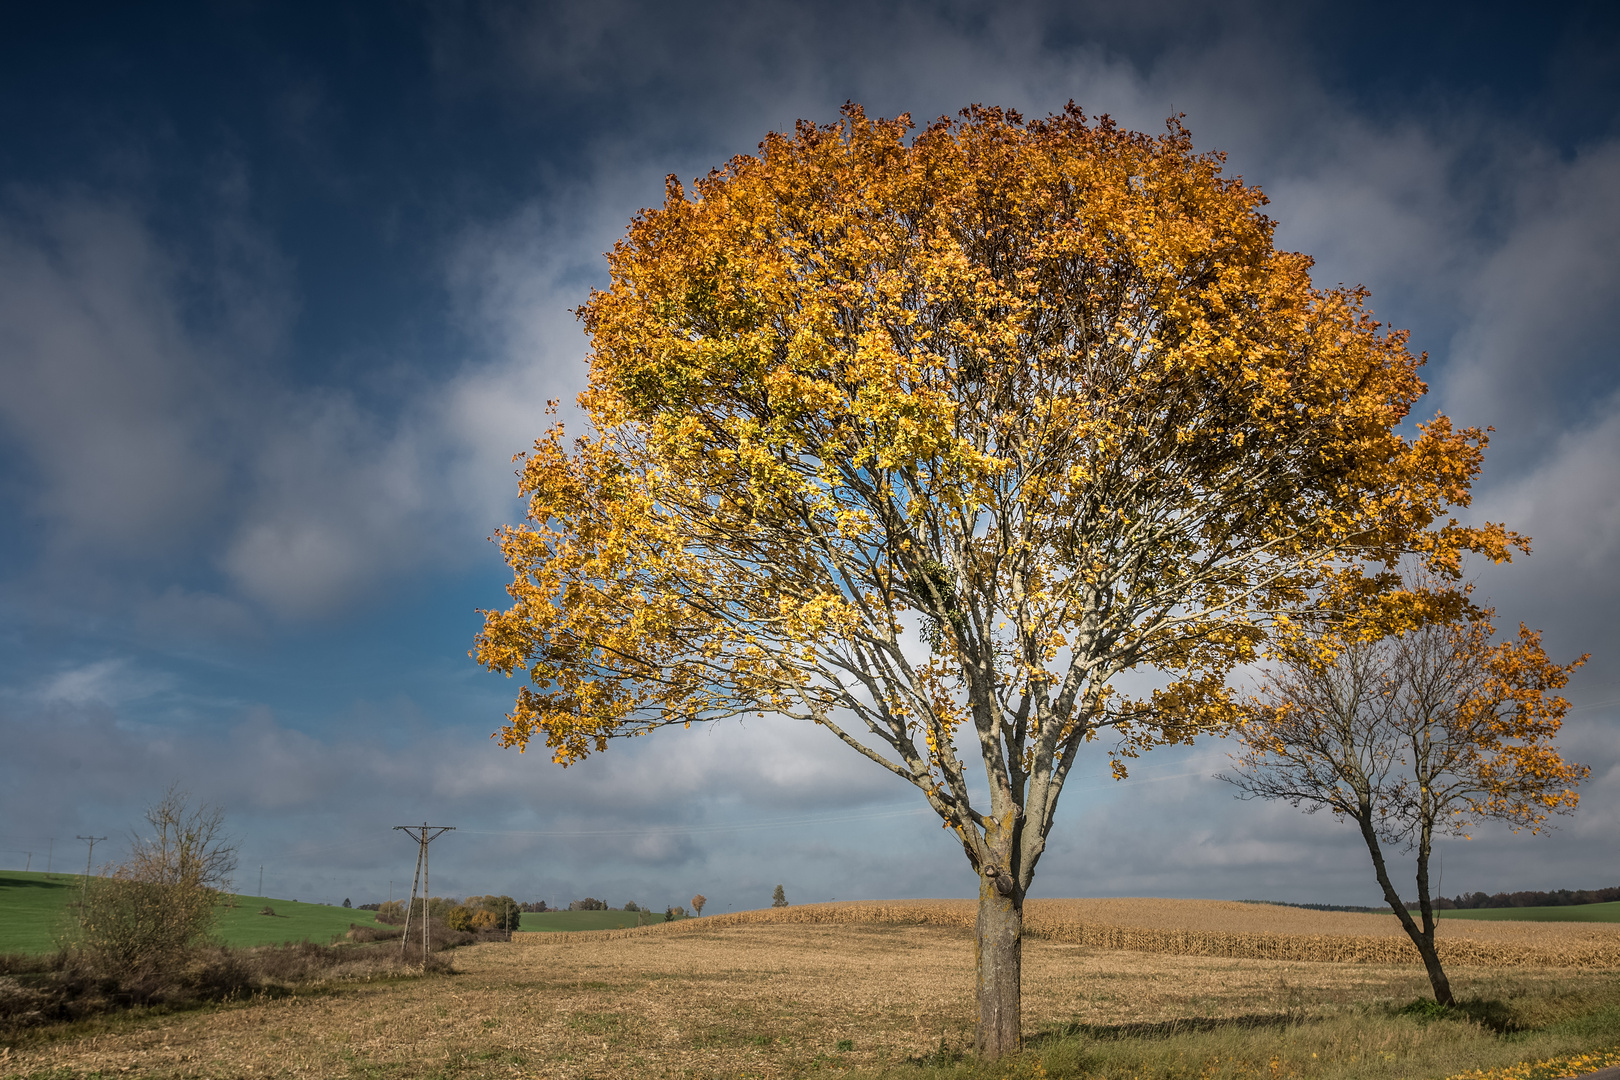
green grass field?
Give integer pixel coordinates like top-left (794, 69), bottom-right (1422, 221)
top-left (0, 869), bottom-right (382, 954)
top-left (0, 870), bottom-right (80, 954)
top-left (515, 908), bottom-right (692, 932)
top-left (1437, 900), bottom-right (1620, 922)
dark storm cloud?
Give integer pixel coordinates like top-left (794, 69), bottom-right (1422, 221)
top-left (1, 0), bottom-right (1616, 906)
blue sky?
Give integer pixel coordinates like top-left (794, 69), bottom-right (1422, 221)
top-left (2, 0), bottom-right (1618, 914)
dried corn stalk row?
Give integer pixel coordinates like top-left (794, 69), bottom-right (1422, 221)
top-left (530, 899), bottom-right (1620, 969)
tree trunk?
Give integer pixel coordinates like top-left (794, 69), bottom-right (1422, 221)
top-left (975, 874), bottom-right (1022, 1058)
top-left (1413, 933), bottom-right (1455, 1006)
top-left (1356, 812), bottom-right (1454, 1006)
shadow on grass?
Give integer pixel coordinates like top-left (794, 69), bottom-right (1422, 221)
top-left (1395, 997), bottom-right (1522, 1033)
top-left (1032, 1011), bottom-right (1306, 1045)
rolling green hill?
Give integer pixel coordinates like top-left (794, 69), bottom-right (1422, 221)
top-left (516, 908), bottom-right (690, 932)
top-left (0, 870), bottom-right (80, 954)
top-left (215, 895), bottom-right (383, 946)
top-left (1436, 901), bottom-right (1620, 923)
top-left (0, 870), bottom-right (383, 955)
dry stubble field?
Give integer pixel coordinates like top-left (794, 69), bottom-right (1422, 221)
top-left (4, 901), bottom-right (1619, 1080)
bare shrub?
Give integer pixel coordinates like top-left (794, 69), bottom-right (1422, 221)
top-left (345, 923), bottom-right (404, 944)
top-left (76, 786), bottom-right (238, 974)
top-left (0, 939), bottom-right (451, 1035)
top-left (394, 917), bottom-right (475, 960)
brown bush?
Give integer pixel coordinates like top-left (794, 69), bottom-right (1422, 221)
top-left (374, 899), bottom-right (406, 925)
top-left (344, 923), bottom-right (404, 944)
top-left (391, 917), bottom-right (475, 957)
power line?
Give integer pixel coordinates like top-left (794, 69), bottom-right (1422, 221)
top-left (76, 835), bottom-right (106, 905)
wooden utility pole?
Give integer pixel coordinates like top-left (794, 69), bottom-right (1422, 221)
top-left (393, 823), bottom-right (454, 965)
top-left (76, 835), bottom-right (106, 906)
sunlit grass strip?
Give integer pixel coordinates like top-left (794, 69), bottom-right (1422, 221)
top-left (1444, 1045), bottom-right (1620, 1080)
top-left (536, 901), bottom-right (1620, 968)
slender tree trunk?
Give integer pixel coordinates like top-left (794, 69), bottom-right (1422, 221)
top-left (975, 873), bottom-right (1022, 1058)
top-left (1356, 812), bottom-right (1454, 1005)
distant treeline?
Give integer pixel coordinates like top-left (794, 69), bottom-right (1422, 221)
top-left (1247, 900), bottom-right (1391, 914)
top-left (1249, 886), bottom-right (1620, 914)
top-left (1433, 886), bottom-right (1620, 909)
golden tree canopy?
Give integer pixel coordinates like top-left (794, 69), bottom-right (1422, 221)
top-left (476, 103), bottom-right (1515, 892)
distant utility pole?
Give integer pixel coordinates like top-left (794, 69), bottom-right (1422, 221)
top-left (259, 866), bottom-right (264, 896)
top-left (393, 823), bottom-right (454, 965)
top-left (23, 853), bottom-right (31, 872)
top-left (76, 835), bottom-right (106, 905)
top-left (46, 837), bottom-right (54, 878)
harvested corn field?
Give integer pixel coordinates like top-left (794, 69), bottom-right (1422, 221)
top-left (8, 918), bottom-right (1619, 1080)
top-left (542, 898), bottom-right (1620, 968)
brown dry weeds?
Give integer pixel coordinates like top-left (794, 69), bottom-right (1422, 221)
top-left (4, 915), bottom-right (1613, 1080)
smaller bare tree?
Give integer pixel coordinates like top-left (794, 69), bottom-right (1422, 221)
top-left (1221, 612), bottom-right (1587, 1005)
top-left (79, 785), bottom-right (238, 972)
top-left (690, 894), bottom-right (706, 916)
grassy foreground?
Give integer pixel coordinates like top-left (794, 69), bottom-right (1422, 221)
top-left (0, 870), bottom-right (381, 955)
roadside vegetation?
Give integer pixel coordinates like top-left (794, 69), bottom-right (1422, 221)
top-left (516, 907), bottom-right (691, 932)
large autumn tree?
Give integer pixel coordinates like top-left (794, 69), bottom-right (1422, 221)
top-left (476, 104), bottom-right (1515, 1057)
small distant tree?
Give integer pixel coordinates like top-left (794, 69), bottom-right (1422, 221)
top-left (771, 885), bottom-right (788, 908)
top-left (691, 894), bottom-right (706, 916)
top-left (569, 897), bottom-right (608, 911)
top-left (1221, 608), bottom-right (1587, 1005)
top-left (342, 897), bottom-right (351, 908)
top-left (375, 899), bottom-right (406, 924)
top-left (444, 904), bottom-right (476, 932)
top-left (624, 901), bottom-right (639, 912)
top-left (473, 894), bottom-right (522, 930)
top-left (78, 785), bottom-right (238, 972)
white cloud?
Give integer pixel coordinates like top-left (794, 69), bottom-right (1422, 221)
top-left (35, 658), bottom-right (174, 708)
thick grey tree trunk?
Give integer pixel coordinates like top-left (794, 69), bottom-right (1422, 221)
top-left (975, 874), bottom-right (1023, 1058)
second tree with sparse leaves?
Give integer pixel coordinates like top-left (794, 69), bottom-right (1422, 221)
top-left (1221, 606), bottom-right (1587, 1005)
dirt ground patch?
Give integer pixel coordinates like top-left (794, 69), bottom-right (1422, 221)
top-left (3, 921), bottom-right (1612, 1079)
